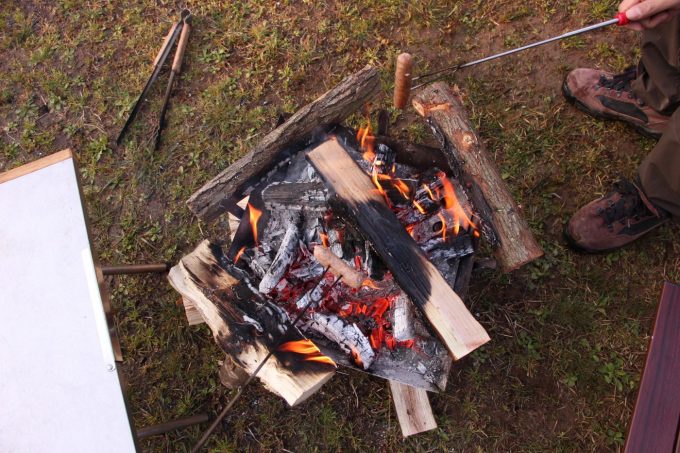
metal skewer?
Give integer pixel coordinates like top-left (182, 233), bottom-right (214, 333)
top-left (411, 13), bottom-right (629, 90)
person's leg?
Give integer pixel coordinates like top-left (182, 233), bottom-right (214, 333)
top-left (631, 16), bottom-right (680, 114)
top-left (639, 107), bottom-right (680, 217)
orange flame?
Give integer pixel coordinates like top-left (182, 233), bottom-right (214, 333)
top-left (248, 203), bottom-right (263, 246)
top-left (357, 125), bottom-right (376, 163)
top-left (437, 212), bottom-right (447, 242)
top-left (361, 278), bottom-right (379, 289)
top-left (278, 339), bottom-right (337, 367)
top-left (320, 232), bottom-right (329, 248)
top-left (438, 175), bottom-right (477, 236)
top-left (423, 184), bottom-right (436, 201)
top-left (350, 345), bottom-right (364, 368)
top-left (413, 199), bottom-right (426, 215)
top-left (393, 179), bottom-right (411, 200)
top-left (234, 246), bottom-right (246, 264)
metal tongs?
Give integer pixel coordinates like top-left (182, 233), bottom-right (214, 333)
top-left (116, 9), bottom-right (192, 149)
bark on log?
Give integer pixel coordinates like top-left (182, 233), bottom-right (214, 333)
top-left (307, 138), bottom-right (490, 361)
top-left (187, 65), bottom-right (381, 221)
top-left (168, 241), bottom-right (335, 406)
top-left (412, 82), bottom-right (543, 272)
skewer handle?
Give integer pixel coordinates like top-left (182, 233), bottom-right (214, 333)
top-left (393, 53), bottom-right (413, 109)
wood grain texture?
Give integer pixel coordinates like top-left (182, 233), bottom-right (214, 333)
top-left (187, 65), bottom-right (381, 221)
top-left (624, 282), bottom-right (680, 453)
top-left (168, 241), bottom-right (335, 406)
top-left (307, 138), bottom-right (490, 360)
top-left (413, 83), bottom-right (543, 272)
top-left (389, 381), bottom-right (437, 437)
top-left (0, 149), bottom-right (73, 184)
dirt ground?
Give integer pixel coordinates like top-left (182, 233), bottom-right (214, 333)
top-left (1, 1), bottom-right (678, 452)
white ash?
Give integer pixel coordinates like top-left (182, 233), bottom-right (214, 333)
top-left (295, 278), bottom-right (331, 310)
top-left (304, 312), bottom-right (375, 370)
top-left (259, 221), bottom-right (300, 294)
top-left (328, 229), bottom-right (344, 258)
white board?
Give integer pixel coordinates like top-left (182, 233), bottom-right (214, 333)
top-left (0, 152), bottom-right (137, 452)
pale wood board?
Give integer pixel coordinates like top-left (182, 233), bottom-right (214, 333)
top-left (389, 381), bottom-right (437, 437)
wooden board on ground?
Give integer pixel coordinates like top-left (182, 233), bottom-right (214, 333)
top-left (168, 240), bottom-right (336, 406)
top-left (307, 138), bottom-right (490, 361)
top-left (413, 82), bottom-right (543, 273)
top-left (389, 381), bottom-right (437, 437)
top-left (187, 65), bottom-right (381, 221)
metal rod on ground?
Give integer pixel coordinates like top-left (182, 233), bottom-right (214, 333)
top-left (190, 270), bottom-right (342, 453)
top-left (101, 263), bottom-right (170, 275)
top-left (136, 414), bottom-right (210, 439)
top-left (410, 13), bottom-right (629, 90)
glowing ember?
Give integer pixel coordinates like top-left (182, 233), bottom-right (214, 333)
top-left (278, 339), bottom-right (337, 367)
top-left (437, 212), bottom-right (447, 242)
top-left (248, 203), bottom-right (263, 246)
top-left (423, 184), bottom-right (436, 201)
top-left (233, 246), bottom-right (246, 264)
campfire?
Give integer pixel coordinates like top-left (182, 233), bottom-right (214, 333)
top-left (169, 65), bottom-right (543, 437)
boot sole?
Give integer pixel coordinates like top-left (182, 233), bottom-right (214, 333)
top-left (561, 78), bottom-right (662, 140)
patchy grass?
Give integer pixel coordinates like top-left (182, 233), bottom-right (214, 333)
top-left (1, 1), bottom-right (678, 451)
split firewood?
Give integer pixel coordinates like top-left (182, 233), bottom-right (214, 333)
top-left (412, 82), bottom-right (543, 272)
top-left (307, 138), bottom-right (490, 361)
top-left (187, 65), bottom-right (381, 221)
top-left (168, 241), bottom-right (335, 406)
top-left (218, 355), bottom-right (249, 390)
top-left (304, 312), bottom-right (375, 370)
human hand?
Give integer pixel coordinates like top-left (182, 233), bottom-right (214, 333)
top-left (619, 0), bottom-right (680, 30)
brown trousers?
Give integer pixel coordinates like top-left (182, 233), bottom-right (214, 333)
top-left (632, 17), bottom-right (680, 217)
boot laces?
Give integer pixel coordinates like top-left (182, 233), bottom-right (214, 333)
top-left (596, 180), bottom-right (652, 227)
top-left (598, 66), bottom-right (637, 93)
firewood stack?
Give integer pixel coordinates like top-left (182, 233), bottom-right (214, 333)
top-left (169, 65), bottom-right (543, 437)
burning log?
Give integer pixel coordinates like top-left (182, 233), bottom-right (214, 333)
top-left (168, 241), bottom-right (335, 406)
top-left (307, 138), bottom-right (490, 360)
top-left (187, 65), bottom-right (381, 221)
top-left (412, 82), bottom-right (544, 272)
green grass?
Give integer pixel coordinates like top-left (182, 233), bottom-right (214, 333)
top-left (1, 1), bottom-right (679, 451)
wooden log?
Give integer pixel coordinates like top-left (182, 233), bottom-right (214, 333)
top-left (412, 82), bottom-right (543, 272)
top-left (389, 381), bottom-right (437, 437)
top-left (218, 355), bottom-right (249, 390)
top-left (168, 241), bottom-right (335, 406)
top-left (307, 138), bottom-right (490, 360)
top-left (187, 65), bottom-right (381, 221)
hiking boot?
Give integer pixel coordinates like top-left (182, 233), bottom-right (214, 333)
top-left (564, 180), bottom-right (669, 253)
top-left (562, 67), bottom-right (670, 139)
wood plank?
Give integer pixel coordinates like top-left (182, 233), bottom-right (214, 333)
top-left (624, 282), bottom-right (680, 453)
top-left (0, 149), bottom-right (73, 184)
top-left (168, 240), bottom-right (336, 406)
top-left (413, 83), bottom-right (543, 272)
top-left (307, 138), bottom-right (490, 360)
top-left (187, 65), bottom-right (381, 221)
top-left (389, 381), bottom-right (437, 437)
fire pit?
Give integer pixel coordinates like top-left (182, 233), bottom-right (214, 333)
top-left (169, 65), bottom-right (543, 437)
